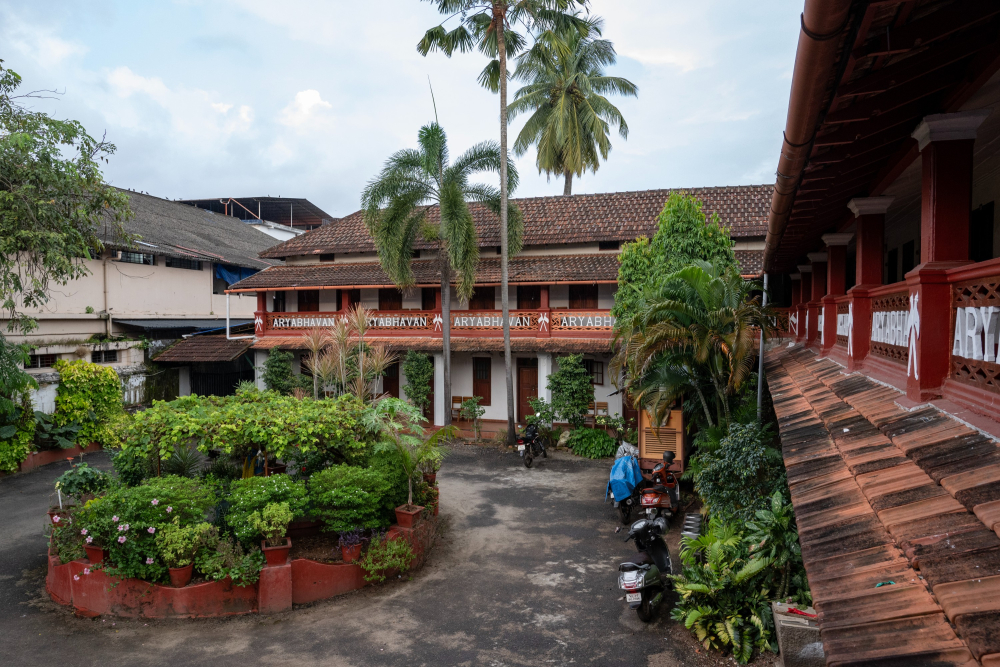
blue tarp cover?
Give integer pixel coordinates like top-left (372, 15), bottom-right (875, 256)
top-left (215, 264), bottom-right (258, 285)
top-left (607, 455), bottom-right (642, 502)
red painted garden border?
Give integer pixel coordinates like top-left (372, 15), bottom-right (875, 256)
top-left (46, 515), bottom-right (437, 618)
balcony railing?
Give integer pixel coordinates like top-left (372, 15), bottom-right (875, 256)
top-left (256, 308), bottom-right (616, 339)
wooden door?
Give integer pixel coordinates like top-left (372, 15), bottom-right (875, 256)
top-left (472, 357), bottom-right (491, 406)
top-left (517, 366), bottom-right (538, 423)
top-left (568, 284), bottom-right (598, 309)
top-left (378, 288), bottom-right (402, 310)
top-left (383, 362), bottom-right (399, 398)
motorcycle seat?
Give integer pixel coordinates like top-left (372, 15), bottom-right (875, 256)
top-left (619, 552), bottom-right (653, 571)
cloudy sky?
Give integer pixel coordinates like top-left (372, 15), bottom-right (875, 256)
top-left (1, 0), bottom-right (800, 219)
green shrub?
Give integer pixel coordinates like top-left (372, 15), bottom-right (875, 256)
top-left (401, 351), bottom-right (434, 413)
top-left (250, 502), bottom-right (293, 547)
top-left (155, 519), bottom-right (212, 568)
top-left (567, 428), bottom-right (616, 459)
top-left (194, 526), bottom-right (264, 587)
top-left (696, 422), bottom-right (785, 524)
top-left (309, 464), bottom-right (395, 533)
top-left (226, 474), bottom-right (308, 545)
top-left (110, 446), bottom-right (153, 486)
top-left (33, 410), bottom-right (80, 450)
top-left (548, 354), bottom-right (594, 428)
top-left (53, 359), bottom-right (126, 447)
top-left (55, 462), bottom-right (110, 502)
top-left (357, 533), bottom-right (416, 583)
top-left (0, 392), bottom-right (34, 472)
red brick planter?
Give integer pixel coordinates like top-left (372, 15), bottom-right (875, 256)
top-left (19, 443), bottom-right (102, 474)
top-left (46, 512), bottom-right (438, 618)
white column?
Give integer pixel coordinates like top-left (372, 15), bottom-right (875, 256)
top-left (254, 350), bottom-right (268, 390)
top-left (538, 353), bottom-right (553, 403)
top-left (433, 352), bottom-right (445, 426)
top-left (178, 367), bottom-right (191, 396)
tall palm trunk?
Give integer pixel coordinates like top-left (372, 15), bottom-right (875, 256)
top-left (498, 11), bottom-right (515, 445)
top-left (563, 170), bottom-right (573, 196)
top-left (440, 250), bottom-right (452, 426)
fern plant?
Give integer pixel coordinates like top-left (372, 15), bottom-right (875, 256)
top-left (671, 517), bottom-right (774, 664)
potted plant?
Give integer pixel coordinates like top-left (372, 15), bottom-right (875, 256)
top-left (338, 529), bottom-right (363, 564)
top-left (155, 519), bottom-right (208, 588)
top-left (418, 447), bottom-right (444, 485)
top-left (251, 502), bottom-right (293, 566)
top-left (55, 463), bottom-right (111, 506)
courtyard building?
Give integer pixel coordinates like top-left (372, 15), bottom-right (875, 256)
top-left (227, 186), bottom-right (772, 426)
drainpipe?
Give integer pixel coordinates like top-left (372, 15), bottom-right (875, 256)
top-left (763, 0), bottom-right (854, 272)
top-left (226, 293), bottom-right (253, 340)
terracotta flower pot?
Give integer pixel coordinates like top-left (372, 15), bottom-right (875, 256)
top-left (433, 502), bottom-right (439, 517)
top-left (261, 537), bottom-right (292, 566)
top-left (394, 505), bottom-right (424, 529)
top-left (84, 545), bottom-right (105, 564)
top-left (168, 563), bottom-right (194, 588)
top-left (340, 543), bottom-right (362, 563)
top-left (422, 472), bottom-right (437, 485)
top-left (47, 508), bottom-right (69, 525)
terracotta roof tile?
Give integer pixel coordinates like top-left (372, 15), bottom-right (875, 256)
top-left (230, 254), bottom-right (619, 291)
top-left (259, 185), bottom-right (772, 259)
top-left (153, 336), bottom-right (252, 363)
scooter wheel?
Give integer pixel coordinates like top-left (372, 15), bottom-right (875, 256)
top-left (636, 592), bottom-right (655, 623)
top-left (618, 503), bottom-right (632, 524)
top-left (523, 452), bottom-right (533, 468)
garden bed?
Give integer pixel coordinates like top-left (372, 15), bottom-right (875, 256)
top-left (46, 513), bottom-right (438, 618)
top-left (5, 443), bottom-right (102, 475)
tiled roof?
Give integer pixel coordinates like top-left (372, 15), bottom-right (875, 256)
top-left (229, 254), bottom-right (620, 291)
top-left (767, 346), bottom-right (1000, 666)
top-left (252, 336), bottom-right (614, 355)
top-left (735, 249), bottom-right (763, 277)
top-left (109, 191), bottom-right (282, 270)
top-left (153, 336), bottom-right (252, 363)
top-left (260, 185), bottom-right (771, 258)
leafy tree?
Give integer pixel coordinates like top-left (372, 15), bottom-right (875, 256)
top-left (362, 123), bottom-right (522, 425)
top-left (261, 348), bottom-right (296, 395)
top-left (547, 353), bottom-right (593, 428)
top-left (613, 193), bottom-right (738, 323)
top-left (401, 351), bottom-right (434, 414)
top-left (53, 359), bottom-right (125, 447)
top-left (417, 0), bottom-right (592, 443)
top-left (696, 422), bottom-right (785, 525)
top-left (509, 16), bottom-right (637, 194)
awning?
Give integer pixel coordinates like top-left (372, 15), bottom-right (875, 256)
top-left (153, 336), bottom-right (253, 363)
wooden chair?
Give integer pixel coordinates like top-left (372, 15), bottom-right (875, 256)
top-left (452, 396), bottom-right (465, 421)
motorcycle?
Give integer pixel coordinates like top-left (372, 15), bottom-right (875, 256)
top-left (607, 443), bottom-right (642, 524)
top-left (639, 451), bottom-right (680, 520)
top-left (518, 417), bottom-right (546, 468)
top-left (618, 515), bottom-right (672, 622)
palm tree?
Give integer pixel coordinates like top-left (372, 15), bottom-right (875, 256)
top-left (509, 18), bottom-right (637, 195)
top-left (361, 122), bottom-right (522, 425)
top-left (613, 261), bottom-right (772, 428)
top-left (417, 0), bottom-right (592, 442)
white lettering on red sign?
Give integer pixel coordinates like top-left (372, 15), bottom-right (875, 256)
top-left (953, 305), bottom-right (1000, 362)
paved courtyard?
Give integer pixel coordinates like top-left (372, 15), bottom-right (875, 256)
top-left (1, 445), bottom-right (719, 667)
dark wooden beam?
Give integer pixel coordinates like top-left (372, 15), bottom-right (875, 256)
top-left (853, 1), bottom-right (1000, 60)
top-left (809, 125), bottom-right (915, 165)
top-left (814, 96), bottom-right (943, 146)
top-left (824, 63), bottom-right (960, 123)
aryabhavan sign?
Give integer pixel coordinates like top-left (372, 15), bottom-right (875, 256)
top-left (266, 312), bottom-right (615, 331)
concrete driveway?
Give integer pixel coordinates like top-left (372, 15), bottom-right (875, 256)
top-left (1, 444), bottom-right (717, 667)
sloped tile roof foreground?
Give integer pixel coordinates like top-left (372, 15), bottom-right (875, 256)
top-left (251, 336), bottom-right (614, 355)
top-left (766, 346), bottom-right (1000, 666)
top-left (229, 254), bottom-right (620, 291)
top-left (259, 185), bottom-right (772, 259)
top-left (152, 336), bottom-right (253, 363)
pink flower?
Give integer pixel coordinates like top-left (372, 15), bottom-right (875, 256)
top-left (151, 499), bottom-right (159, 506)
top-left (145, 557), bottom-right (154, 565)
top-left (112, 516), bottom-right (119, 522)
top-left (118, 525), bottom-right (125, 531)
top-left (118, 536), bottom-right (126, 544)
top-left (83, 568), bottom-right (90, 575)
top-left (123, 524), bottom-right (129, 531)
top-left (81, 529), bottom-right (88, 535)
top-left (52, 515), bottom-right (60, 523)
top-left (73, 574), bottom-right (80, 581)
top-left (85, 536), bottom-right (93, 544)
top-left (166, 507), bottom-right (172, 514)
top-left (147, 527), bottom-right (155, 534)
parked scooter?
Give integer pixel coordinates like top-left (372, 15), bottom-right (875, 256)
top-left (618, 515), bottom-right (672, 622)
top-left (608, 443), bottom-right (642, 524)
top-left (639, 451), bottom-right (680, 520)
top-left (518, 416), bottom-right (546, 468)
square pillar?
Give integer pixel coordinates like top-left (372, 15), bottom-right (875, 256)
top-left (340, 289), bottom-right (350, 312)
top-left (822, 234), bottom-right (853, 353)
top-left (256, 292), bottom-right (266, 311)
top-left (433, 352), bottom-right (445, 426)
top-left (905, 110), bottom-right (989, 401)
top-left (807, 252), bottom-right (827, 347)
top-left (790, 274), bottom-right (802, 339)
top-left (846, 197), bottom-right (893, 369)
top-left (538, 353), bottom-right (553, 404)
top-left (797, 267), bottom-right (812, 344)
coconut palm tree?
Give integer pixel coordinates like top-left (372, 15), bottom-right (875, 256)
top-left (417, 0), bottom-right (592, 442)
top-left (361, 122), bottom-right (522, 425)
top-left (509, 18), bottom-right (637, 195)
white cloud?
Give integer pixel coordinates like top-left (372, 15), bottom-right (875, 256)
top-left (279, 89), bottom-right (332, 128)
top-left (211, 102), bottom-right (233, 113)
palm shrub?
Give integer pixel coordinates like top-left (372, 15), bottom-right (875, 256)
top-left (509, 15), bottom-right (637, 195)
top-left (671, 517), bottom-right (774, 664)
top-left (747, 490), bottom-right (806, 602)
